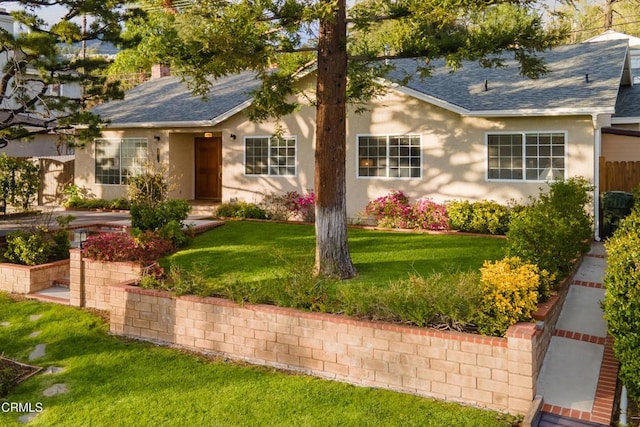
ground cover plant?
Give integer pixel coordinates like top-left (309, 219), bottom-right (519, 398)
top-left (0, 293), bottom-right (520, 427)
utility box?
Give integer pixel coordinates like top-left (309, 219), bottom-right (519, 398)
top-left (601, 191), bottom-right (635, 238)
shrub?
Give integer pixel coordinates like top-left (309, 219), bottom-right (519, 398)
top-left (158, 220), bottom-right (192, 247)
top-left (469, 201), bottom-right (510, 235)
top-left (215, 201), bottom-right (267, 219)
top-left (409, 198), bottom-right (448, 230)
top-left (3, 230), bottom-right (51, 266)
top-left (364, 191), bottom-right (412, 228)
top-left (127, 167), bottom-right (169, 207)
top-left (130, 199), bottom-right (191, 231)
top-left (289, 191), bottom-right (316, 222)
top-left (0, 154), bottom-right (40, 210)
top-left (82, 231), bottom-right (174, 263)
top-left (603, 209), bottom-right (640, 399)
top-left (475, 257), bottom-right (542, 336)
top-left (446, 200), bottom-right (510, 235)
top-left (364, 192), bottom-right (448, 230)
top-left (259, 191), bottom-right (316, 222)
top-left (2, 215), bottom-right (72, 265)
top-left (506, 177), bottom-right (593, 281)
top-left (260, 193), bottom-right (290, 220)
top-left (446, 200), bottom-right (473, 231)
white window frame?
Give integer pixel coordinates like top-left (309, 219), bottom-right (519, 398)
top-left (95, 138), bottom-right (148, 185)
top-left (356, 134), bottom-right (422, 179)
top-left (485, 131), bottom-right (568, 182)
top-left (244, 135), bottom-right (297, 177)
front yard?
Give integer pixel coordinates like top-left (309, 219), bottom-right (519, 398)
top-left (0, 293), bottom-right (519, 426)
top-left (162, 221), bottom-right (505, 286)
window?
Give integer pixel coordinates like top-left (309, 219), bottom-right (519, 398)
top-left (487, 132), bottom-right (565, 181)
top-left (245, 136), bottom-right (296, 176)
top-left (95, 138), bottom-right (147, 184)
top-left (358, 135), bottom-right (421, 178)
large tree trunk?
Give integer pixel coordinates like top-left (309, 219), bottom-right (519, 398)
top-left (314, 0), bottom-right (356, 279)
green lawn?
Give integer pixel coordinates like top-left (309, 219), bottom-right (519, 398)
top-left (0, 294), bottom-right (519, 426)
top-left (165, 221), bottom-right (505, 286)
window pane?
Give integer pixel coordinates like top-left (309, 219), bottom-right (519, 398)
top-left (487, 134), bottom-right (523, 180)
top-left (95, 138), bottom-right (147, 185)
top-left (269, 137), bottom-right (296, 176)
top-left (245, 138), bottom-right (269, 175)
top-left (524, 132), bottom-right (565, 181)
top-left (358, 136), bottom-right (387, 177)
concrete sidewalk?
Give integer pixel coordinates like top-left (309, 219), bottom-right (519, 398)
top-left (536, 242), bottom-right (619, 426)
top-left (0, 208), bottom-right (218, 237)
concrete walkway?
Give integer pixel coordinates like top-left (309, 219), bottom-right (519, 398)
top-left (14, 209), bottom-right (223, 305)
top-left (536, 242), bottom-right (619, 426)
top-left (0, 208), bottom-right (219, 237)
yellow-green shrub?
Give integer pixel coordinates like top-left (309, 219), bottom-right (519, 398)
top-left (476, 257), bottom-right (544, 336)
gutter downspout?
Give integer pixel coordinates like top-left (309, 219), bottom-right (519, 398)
top-left (594, 114), bottom-right (602, 241)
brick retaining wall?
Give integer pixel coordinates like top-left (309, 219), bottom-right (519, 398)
top-left (69, 249), bottom-right (142, 309)
top-left (0, 259), bottom-right (69, 294)
top-left (109, 284), bottom-right (548, 414)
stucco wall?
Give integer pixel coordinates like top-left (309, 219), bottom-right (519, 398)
top-left (220, 89), bottom-right (595, 217)
top-left (76, 87), bottom-right (596, 218)
top-left (74, 129), bottom-right (166, 200)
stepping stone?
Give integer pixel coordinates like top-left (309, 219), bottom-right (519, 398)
top-left (0, 321), bottom-right (9, 327)
top-left (43, 366), bottom-right (65, 375)
top-left (29, 315), bottom-right (42, 322)
top-left (18, 413), bottom-right (38, 424)
top-left (43, 383), bottom-right (67, 397)
top-left (28, 344), bottom-right (46, 361)
top-left (28, 331), bottom-right (41, 338)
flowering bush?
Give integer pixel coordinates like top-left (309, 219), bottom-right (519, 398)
top-left (410, 198), bottom-right (449, 230)
top-left (290, 191), bottom-right (315, 222)
top-left (82, 231), bottom-right (174, 263)
top-left (364, 191), bottom-right (448, 230)
top-left (364, 191), bottom-right (412, 228)
top-left (261, 190), bottom-right (316, 222)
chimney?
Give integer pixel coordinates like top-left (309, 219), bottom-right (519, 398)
top-left (151, 63), bottom-right (171, 79)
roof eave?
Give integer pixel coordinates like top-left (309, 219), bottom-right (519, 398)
top-left (611, 116), bottom-right (640, 124)
top-left (99, 120), bottom-right (218, 129)
top-left (465, 108), bottom-right (614, 117)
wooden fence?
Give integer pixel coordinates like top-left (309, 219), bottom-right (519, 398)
top-left (599, 157), bottom-right (640, 193)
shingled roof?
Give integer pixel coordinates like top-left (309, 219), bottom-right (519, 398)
top-left (94, 39), bottom-right (632, 126)
top-left (614, 85), bottom-right (640, 119)
top-left (92, 71), bottom-right (260, 126)
top-left (385, 39), bottom-right (629, 116)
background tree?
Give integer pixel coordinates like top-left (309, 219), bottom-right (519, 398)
top-left (129, 0), bottom-right (564, 278)
top-left (0, 1), bottom-right (138, 150)
top-left (550, 0), bottom-right (640, 43)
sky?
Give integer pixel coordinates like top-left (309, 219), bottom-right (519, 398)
top-left (1, 2), bottom-right (67, 25)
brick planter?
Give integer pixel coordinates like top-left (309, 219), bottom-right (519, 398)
top-left (69, 249), bottom-right (143, 310)
top-left (0, 259), bottom-right (69, 294)
top-left (109, 284), bottom-right (552, 415)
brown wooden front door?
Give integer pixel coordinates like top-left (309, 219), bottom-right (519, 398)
top-left (195, 137), bottom-right (222, 201)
